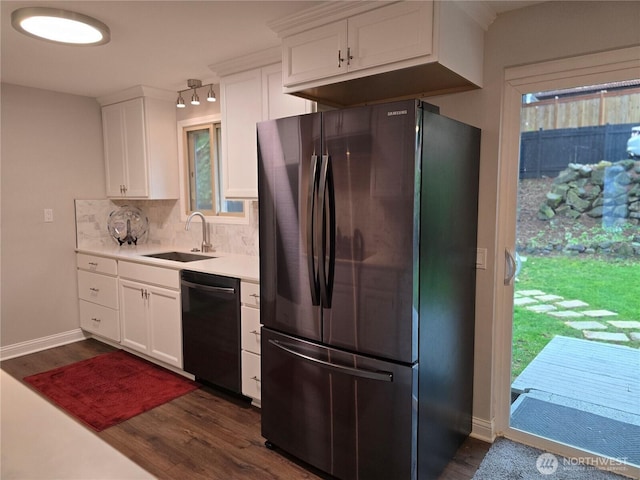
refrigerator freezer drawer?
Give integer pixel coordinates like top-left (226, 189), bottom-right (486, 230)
top-left (261, 329), bottom-right (417, 480)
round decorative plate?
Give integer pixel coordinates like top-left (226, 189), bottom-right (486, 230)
top-left (107, 205), bottom-right (148, 245)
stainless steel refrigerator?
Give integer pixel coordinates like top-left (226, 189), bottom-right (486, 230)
top-left (257, 99), bottom-right (480, 480)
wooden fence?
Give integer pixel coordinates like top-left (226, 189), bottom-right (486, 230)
top-left (519, 123), bottom-right (636, 179)
top-left (521, 88), bottom-right (640, 132)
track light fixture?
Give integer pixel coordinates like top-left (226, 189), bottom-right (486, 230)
top-left (176, 79), bottom-right (216, 108)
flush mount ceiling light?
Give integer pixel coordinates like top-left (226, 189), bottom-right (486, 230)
top-left (11, 7), bottom-right (110, 46)
top-left (176, 79), bottom-right (216, 108)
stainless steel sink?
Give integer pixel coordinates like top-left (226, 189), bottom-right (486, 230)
top-left (143, 251), bottom-right (215, 262)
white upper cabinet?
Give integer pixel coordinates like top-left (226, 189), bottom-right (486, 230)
top-left (283, 20), bottom-right (347, 86)
top-left (215, 52), bottom-right (313, 199)
top-left (262, 63), bottom-right (312, 121)
top-left (347, 2), bottom-right (433, 72)
top-left (272, 1), bottom-right (485, 106)
top-left (99, 87), bottom-right (179, 199)
top-left (283, 2), bottom-right (432, 86)
top-left (220, 69), bottom-right (264, 199)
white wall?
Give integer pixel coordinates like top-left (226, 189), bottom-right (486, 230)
top-left (0, 84), bottom-right (105, 348)
top-left (428, 0), bottom-right (640, 435)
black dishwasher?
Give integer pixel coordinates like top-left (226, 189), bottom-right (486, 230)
top-left (181, 270), bottom-right (241, 393)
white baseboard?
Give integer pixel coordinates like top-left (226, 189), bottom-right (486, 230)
top-left (471, 415), bottom-right (496, 443)
top-left (0, 329), bottom-right (89, 361)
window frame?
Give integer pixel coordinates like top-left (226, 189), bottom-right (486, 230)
top-left (177, 114), bottom-right (249, 225)
top-left (184, 123), bottom-right (216, 216)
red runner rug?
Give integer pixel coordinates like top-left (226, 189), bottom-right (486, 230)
top-left (24, 350), bottom-right (199, 431)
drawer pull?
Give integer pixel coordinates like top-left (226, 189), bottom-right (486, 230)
top-left (88, 262), bottom-right (98, 267)
top-left (250, 293), bottom-right (260, 300)
top-left (91, 317), bottom-right (101, 323)
top-left (89, 287), bottom-right (100, 293)
top-left (250, 330), bottom-right (261, 336)
top-left (251, 376), bottom-right (261, 383)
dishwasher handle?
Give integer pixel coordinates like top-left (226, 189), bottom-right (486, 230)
top-left (181, 279), bottom-right (236, 295)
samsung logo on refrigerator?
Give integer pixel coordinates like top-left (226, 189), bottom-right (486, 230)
top-left (387, 110), bottom-right (408, 116)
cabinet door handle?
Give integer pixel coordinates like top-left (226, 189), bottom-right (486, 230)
top-left (89, 287), bottom-right (100, 293)
top-left (347, 47), bottom-right (353, 65)
top-left (251, 376), bottom-right (261, 383)
top-left (91, 317), bottom-right (101, 323)
top-left (338, 49), bottom-right (345, 67)
top-left (250, 330), bottom-right (261, 336)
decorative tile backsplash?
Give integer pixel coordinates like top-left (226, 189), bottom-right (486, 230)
top-left (75, 198), bottom-right (258, 256)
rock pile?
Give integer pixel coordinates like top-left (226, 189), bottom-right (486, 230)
top-left (538, 159), bottom-right (640, 226)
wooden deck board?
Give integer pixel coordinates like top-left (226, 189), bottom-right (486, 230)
top-left (512, 336), bottom-right (640, 415)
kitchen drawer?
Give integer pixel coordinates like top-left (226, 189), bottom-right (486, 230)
top-left (118, 261), bottom-right (180, 289)
top-left (241, 281), bottom-right (260, 308)
top-left (241, 306), bottom-right (261, 355)
top-left (76, 253), bottom-right (117, 275)
top-left (241, 350), bottom-right (261, 402)
top-left (79, 299), bottom-right (120, 341)
top-left (78, 270), bottom-right (118, 309)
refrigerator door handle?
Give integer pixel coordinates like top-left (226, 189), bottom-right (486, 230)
top-left (318, 154), bottom-right (336, 308)
top-left (268, 339), bottom-right (394, 382)
top-left (307, 154), bottom-right (320, 305)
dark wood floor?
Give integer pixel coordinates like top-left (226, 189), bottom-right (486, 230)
top-left (1, 339), bottom-right (490, 479)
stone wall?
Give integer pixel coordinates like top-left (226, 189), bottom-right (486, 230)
top-left (538, 160), bottom-right (640, 226)
top-left (532, 160), bottom-right (640, 257)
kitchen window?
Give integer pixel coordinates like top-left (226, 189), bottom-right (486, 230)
top-left (178, 115), bottom-right (246, 222)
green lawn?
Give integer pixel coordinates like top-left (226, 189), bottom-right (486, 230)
top-left (512, 255), bottom-right (640, 379)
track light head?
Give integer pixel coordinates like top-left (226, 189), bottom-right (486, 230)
top-left (207, 85), bottom-right (216, 102)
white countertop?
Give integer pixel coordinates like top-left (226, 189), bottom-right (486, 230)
top-left (76, 245), bottom-right (259, 283)
top-left (1, 370), bottom-right (154, 479)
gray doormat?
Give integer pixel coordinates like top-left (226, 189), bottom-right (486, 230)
top-left (473, 438), bottom-right (632, 479)
top-left (511, 396), bottom-right (640, 466)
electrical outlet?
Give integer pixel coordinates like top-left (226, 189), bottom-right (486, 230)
top-left (476, 248), bottom-right (487, 270)
top-left (44, 208), bottom-right (54, 223)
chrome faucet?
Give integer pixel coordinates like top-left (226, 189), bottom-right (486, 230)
top-left (185, 212), bottom-right (212, 253)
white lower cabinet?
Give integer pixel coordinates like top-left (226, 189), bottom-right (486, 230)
top-left (241, 350), bottom-right (261, 401)
top-left (77, 254), bottom-right (120, 342)
top-left (118, 262), bottom-right (182, 369)
top-left (79, 301), bottom-right (120, 341)
top-left (240, 281), bottom-right (261, 406)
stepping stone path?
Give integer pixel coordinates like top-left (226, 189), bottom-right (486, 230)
top-left (583, 331), bottom-right (630, 342)
top-left (608, 321), bottom-right (640, 329)
top-left (548, 311), bottom-right (583, 318)
top-left (514, 289), bottom-right (639, 343)
top-left (565, 321), bottom-right (607, 330)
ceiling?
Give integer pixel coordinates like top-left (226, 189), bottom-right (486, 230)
top-left (1, 1), bottom-right (542, 100)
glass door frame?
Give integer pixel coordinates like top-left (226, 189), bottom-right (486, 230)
top-left (493, 45), bottom-right (640, 477)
